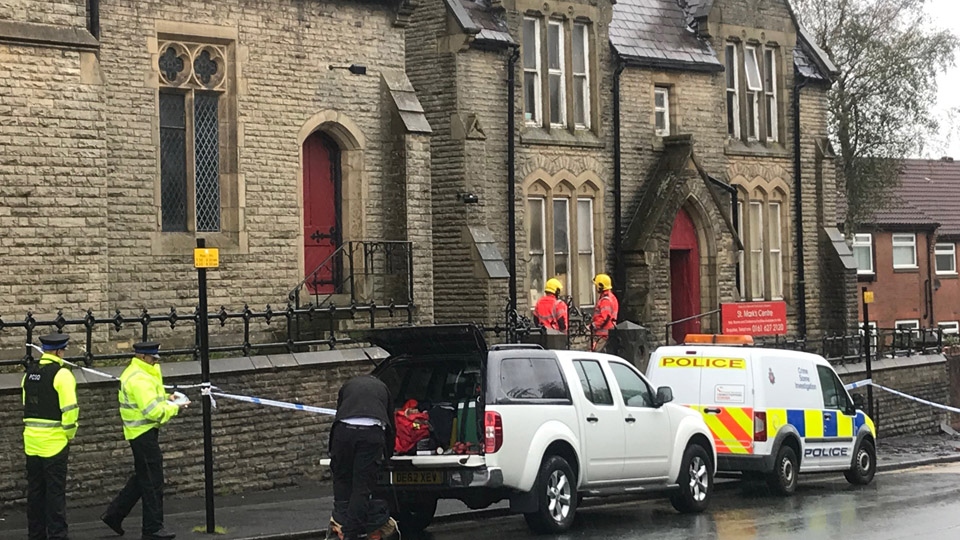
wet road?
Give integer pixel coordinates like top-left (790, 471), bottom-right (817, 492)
top-left (412, 463), bottom-right (960, 540)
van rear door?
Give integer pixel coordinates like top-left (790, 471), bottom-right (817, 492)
top-left (697, 351), bottom-right (753, 456)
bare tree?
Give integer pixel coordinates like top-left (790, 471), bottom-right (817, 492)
top-left (793, 0), bottom-right (957, 228)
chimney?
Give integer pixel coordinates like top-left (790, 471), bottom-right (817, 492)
top-left (941, 156), bottom-right (954, 162)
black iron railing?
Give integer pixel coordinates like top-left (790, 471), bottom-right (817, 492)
top-left (757, 327), bottom-right (944, 365)
top-left (289, 240), bottom-right (414, 310)
top-left (0, 301), bottom-right (415, 368)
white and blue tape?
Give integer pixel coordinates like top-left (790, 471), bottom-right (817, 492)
top-left (845, 377), bottom-right (960, 414)
top-left (202, 387), bottom-right (337, 416)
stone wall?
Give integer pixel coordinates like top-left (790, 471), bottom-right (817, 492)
top-left (836, 354), bottom-right (950, 437)
top-left (0, 349), bottom-right (379, 508)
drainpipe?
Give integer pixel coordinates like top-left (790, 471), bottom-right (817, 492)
top-left (87, 0), bottom-right (100, 40)
top-left (925, 230), bottom-right (935, 326)
top-left (507, 45), bottom-right (520, 321)
top-left (613, 58), bottom-right (626, 302)
top-left (793, 68), bottom-right (809, 339)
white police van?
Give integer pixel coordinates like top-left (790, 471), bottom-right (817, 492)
top-left (646, 334), bottom-right (876, 494)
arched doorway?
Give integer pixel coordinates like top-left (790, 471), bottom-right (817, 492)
top-left (302, 131), bottom-right (342, 294)
top-left (670, 208), bottom-right (701, 343)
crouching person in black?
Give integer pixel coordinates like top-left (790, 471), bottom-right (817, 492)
top-left (329, 375), bottom-right (396, 540)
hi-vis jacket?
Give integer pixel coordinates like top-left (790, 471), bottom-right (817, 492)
top-left (119, 357), bottom-right (179, 440)
top-left (21, 353), bottom-right (79, 457)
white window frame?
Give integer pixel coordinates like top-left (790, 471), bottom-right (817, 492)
top-left (894, 319), bottom-right (921, 338)
top-left (725, 43), bottom-right (740, 139)
top-left (744, 46), bottom-right (762, 141)
top-left (547, 20), bottom-right (566, 128)
top-left (892, 233), bottom-right (918, 269)
top-left (859, 321), bottom-right (878, 351)
top-left (935, 242), bottom-right (956, 275)
top-left (654, 86), bottom-right (670, 136)
top-left (572, 22), bottom-right (590, 130)
top-left (938, 321), bottom-right (959, 335)
top-left (737, 200), bottom-right (745, 299)
top-left (749, 201), bottom-right (765, 301)
top-left (853, 233), bottom-right (874, 275)
top-left (577, 197), bottom-right (596, 307)
top-left (769, 202), bottom-right (783, 300)
top-left (522, 17), bottom-right (542, 127)
top-left (527, 197), bottom-right (547, 304)
top-left (763, 47), bottom-right (778, 142)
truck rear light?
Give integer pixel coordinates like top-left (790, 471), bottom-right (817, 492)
top-left (484, 411), bottom-right (502, 453)
top-left (754, 411), bottom-right (767, 442)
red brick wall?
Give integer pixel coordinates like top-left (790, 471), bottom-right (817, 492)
top-left (857, 230), bottom-right (934, 328)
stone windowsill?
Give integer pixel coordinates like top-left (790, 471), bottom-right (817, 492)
top-left (724, 139), bottom-right (791, 158)
top-left (520, 126), bottom-right (605, 149)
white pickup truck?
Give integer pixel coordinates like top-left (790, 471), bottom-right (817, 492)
top-left (354, 325), bottom-right (717, 533)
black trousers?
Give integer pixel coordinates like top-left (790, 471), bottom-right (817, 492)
top-left (26, 446), bottom-right (69, 540)
top-left (103, 429), bottom-right (165, 535)
top-left (330, 423), bottom-right (386, 538)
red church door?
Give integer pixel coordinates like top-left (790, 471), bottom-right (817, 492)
top-left (670, 209), bottom-right (701, 343)
top-left (302, 132), bottom-right (342, 295)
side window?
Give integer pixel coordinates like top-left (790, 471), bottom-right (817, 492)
top-left (609, 362), bottom-right (654, 408)
top-left (816, 365), bottom-right (842, 410)
top-left (500, 357), bottom-right (569, 401)
top-left (574, 360), bottom-right (614, 405)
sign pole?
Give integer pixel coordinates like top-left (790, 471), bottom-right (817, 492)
top-left (862, 287), bottom-right (874, 420)
top-left (195, 238), bottom-right (218, 533)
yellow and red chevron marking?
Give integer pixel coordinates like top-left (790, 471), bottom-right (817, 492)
top-left (692, 406), bottom-right (754, 454)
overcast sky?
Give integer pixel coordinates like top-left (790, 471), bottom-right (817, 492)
top-left (925, 0), bottom-right (960, 158)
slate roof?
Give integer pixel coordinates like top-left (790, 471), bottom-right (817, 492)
top-left (445, 0), bottom-right (514, 45)
top-left (610, 0), bottom-right (722, 71)
top-left (892, 159), bottom-right (960, 236)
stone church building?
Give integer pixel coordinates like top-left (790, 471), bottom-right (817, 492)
top-left (0, 0), bottom-right (856, 350)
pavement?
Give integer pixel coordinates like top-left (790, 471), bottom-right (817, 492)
top-left (1, 433), bottom-right (959, 540)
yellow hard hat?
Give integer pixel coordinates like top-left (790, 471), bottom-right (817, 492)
top-left (593, 273), bottom-right (613, 291)
top-left (544, 278), bottom-right (563, 295)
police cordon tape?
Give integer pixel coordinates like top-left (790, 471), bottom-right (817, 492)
top-left (845, 378), bottom-right (960, 414)
top-left (200, 385), bottom-right (337, 416)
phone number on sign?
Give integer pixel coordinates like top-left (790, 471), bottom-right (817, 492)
top-left (730, 322), bottom-right (786, 334)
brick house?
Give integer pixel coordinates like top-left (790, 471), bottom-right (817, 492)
top-left (0, 0), bottom-right (435, 352)
top-left (407, 0), bottom-right (857, 342)
top-left (851, 158), bottom-right (960, 336)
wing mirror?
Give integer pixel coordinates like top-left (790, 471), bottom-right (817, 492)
top-left (655, 386), bottom-right (674, 407)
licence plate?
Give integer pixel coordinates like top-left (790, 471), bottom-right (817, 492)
top-left (391, 471), bottom-right (444, 485)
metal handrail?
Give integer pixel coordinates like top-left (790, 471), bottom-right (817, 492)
top-left (664, 309), bottom-right (721, 344)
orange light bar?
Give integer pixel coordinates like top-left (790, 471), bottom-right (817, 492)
top-left (683, 334), bottom-right (755, 346)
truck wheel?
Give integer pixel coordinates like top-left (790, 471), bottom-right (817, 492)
top-left (669, 444), bottom-right (712, 513)
top-left (392, 497), bottom-right (437, 533)
top-left (524, 455), bottom-right (578, 533)
top-left (844, 439), bottom-right (876, 486)
top-left (766, 445), bottom-right (799, 495)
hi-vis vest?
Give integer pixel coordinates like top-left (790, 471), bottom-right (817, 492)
top-left (22, 354), bottom-right (79, 457)
top-left (118, 357), bottom-right (179, 440)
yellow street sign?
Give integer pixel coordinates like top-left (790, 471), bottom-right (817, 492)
top-left (194, 248), bottom-right (220, 269)
top-left (863, 290), bottom-right (874, 304)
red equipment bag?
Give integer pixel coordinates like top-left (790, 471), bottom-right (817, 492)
top-left (394, 399), bottom-right (431, 454)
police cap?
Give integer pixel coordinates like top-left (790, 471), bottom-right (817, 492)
top-left (39, 333), bottom-right (70, 351)
top-left (133, 341), bottom-right (161, 358)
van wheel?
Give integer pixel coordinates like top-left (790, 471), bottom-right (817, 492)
top-left (670, 444), bottom-right (712, 513)
top-left (524, 455), bottom-right (577, 533)
top-left (767, 445), bottom-right (799, 495)
top-left (844, 439), bottom-right (876, 486)
top-left (392, 497), bottom-right (437, 533)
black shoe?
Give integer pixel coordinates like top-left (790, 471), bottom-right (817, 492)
top-left (141, 530), bottom-right (175, 540)
top-left (100, 513), bottom-right (124, 536)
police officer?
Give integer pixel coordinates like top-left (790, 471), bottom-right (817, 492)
top-left (23, 332), bottom-right (79, 540)
top-left (533, 278), bottom-right (568, 333)
top-left (591, 273), bottom-right (619, 351)
top-left (101, 342), bottom-right (186, 540)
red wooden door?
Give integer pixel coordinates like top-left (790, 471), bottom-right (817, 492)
top-left (670, 209), bottom-right (701, 343)
top-left (302, 132), bottom-right (341, 295)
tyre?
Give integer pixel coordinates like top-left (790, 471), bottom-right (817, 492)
top-left (766, 445), bottom-right (799, 495)
top-left (523, 455), bottom-right (578, 534)
top-left (669, 444), bottom-right (712, 513)
top-left (844, 439), bottom-right (876, 486)
top-left (391, 496), bottom-right (437, 534)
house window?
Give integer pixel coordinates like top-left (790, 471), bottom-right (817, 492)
top-left (936, 242), bottom-right (956, 274)
top-left (859, 321), bottom-right (878, 351)
top-left (853, 233), bottom-right (874, 275)
top-left (748, 201), bottom-right (764, 300)
top-left (769, 202), bottom-right (783, 299)
top-left (743, 46), bottom-right (762, 141)
top-left (526, 184), bottom-right (600, 307)
top-left (547, 20), bottom-right (566, 127)
top-left (938, 321), bottom-right (959, 335)
top-left (763, 48), bottom-right (778, 142)
top-left (725, 44), bottom-right (740, 138)
top-left (572, 23), bottom-right (590, 129)
top-left (654, 86), bottom-right (670, 136)
top-left (522, 17), bottom-right (541, 125)
top-left (737, 200), bottom-right (745, 298)
top-left (894, 319), bottom-right (920, 338)
top-left (892, 233), bottom-right (917, 269)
